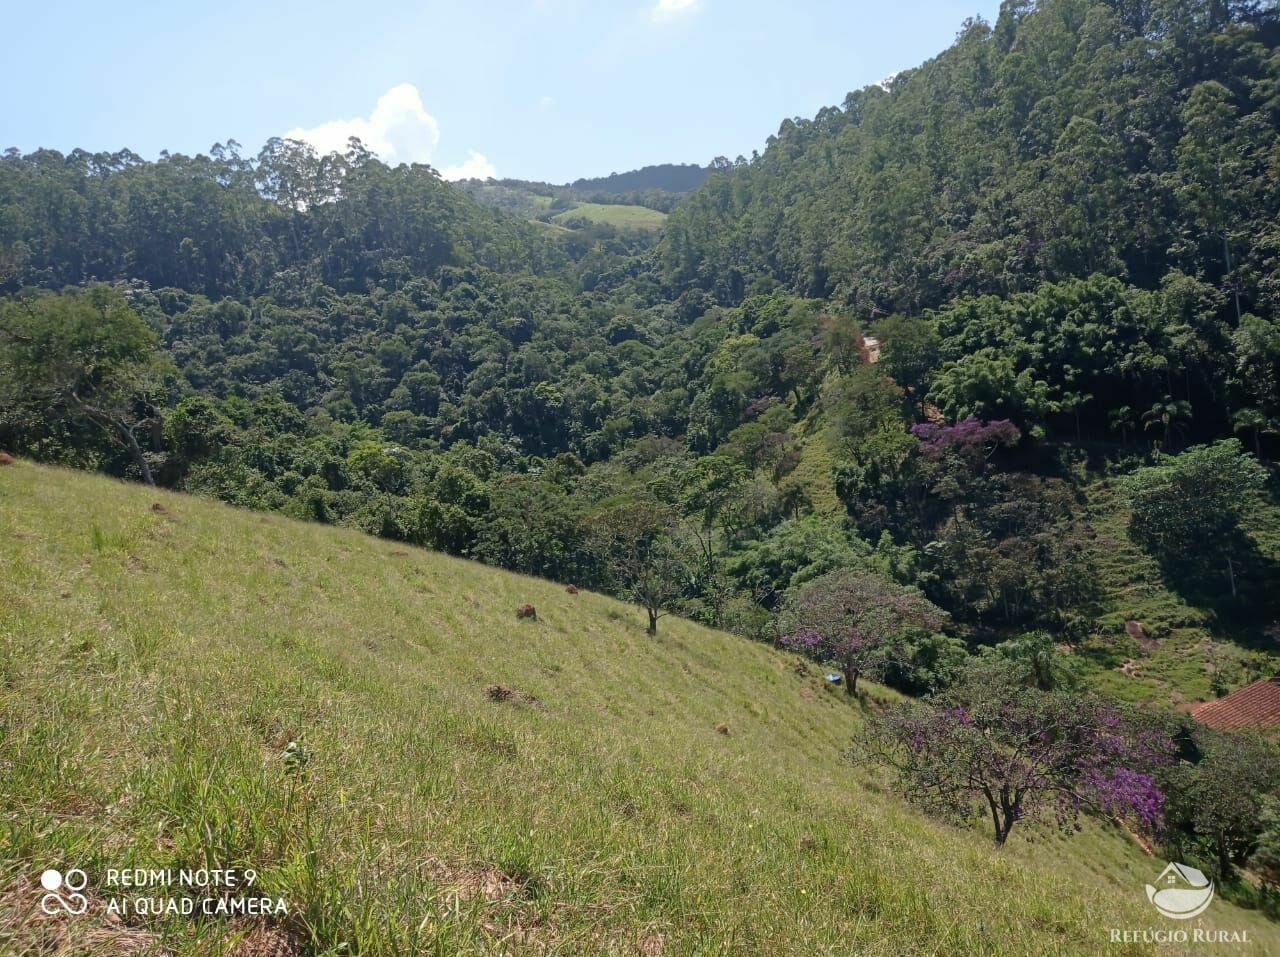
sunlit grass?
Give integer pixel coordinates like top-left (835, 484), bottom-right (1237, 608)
top-left (550, 203), bottom-right (667, 231)
top-left (2, 460), bottom-right (1276, 954)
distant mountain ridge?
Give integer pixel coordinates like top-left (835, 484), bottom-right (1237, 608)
top-left (568, 162), bottom-right (709, 194)
top-left (454, 162), bottom-right (709, 227)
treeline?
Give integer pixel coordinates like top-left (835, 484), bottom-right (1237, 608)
top-left (0, 138), bottom-right (563, 299)
top-left (569, 163), bottom-right (710, 196)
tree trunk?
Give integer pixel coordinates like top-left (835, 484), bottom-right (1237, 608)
top-left (119, 423), bottom-right (156, 487)
top-left (1226, 555), bottom-right (1236, 598)
top-left (1223, 233), bottom-right (1242, 324)
top-left (69, 392), bottom-right (157, 488)
top-left (986, 788), bottom-right (1020, 846)
top-left (994, 820), bottom-right (1012, 846)
top-left (646, 607), bottom-right (658, 635)
top-left (844, 666), bottom-right (858, 696)
top-left (986, 791), bottom-right (1006, 846)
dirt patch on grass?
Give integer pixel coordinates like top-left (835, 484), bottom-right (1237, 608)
top-left (1124, 620), bottom-right (1160, 653)
top-left (425, 859), bottom-right (522, 904)
top-left (640, 932), bottom-right (666, 955)
top-left (485, 683), bottom-right (539, 705)
top-left (231, 923), bottom-right (302, 957)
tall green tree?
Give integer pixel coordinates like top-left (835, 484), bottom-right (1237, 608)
top-left (0, 287), bottom-right (168, 485)
top-left (1119, 440), bottom-right (1268, 596)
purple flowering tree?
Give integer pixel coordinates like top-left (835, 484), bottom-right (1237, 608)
top-left (855, 660), bottom-right (1172, 845)
top-left (777, 569), bottom-right (946, 696)
top-left (911, 417), bottom-right (1020, 460)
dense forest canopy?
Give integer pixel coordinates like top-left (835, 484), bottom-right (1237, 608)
top-left (666, 0), bottom-right (1280, 307)
top-left (0, 137), bottom-right (566, 299)
top-left (660, 0), bottom-right (1280, 452)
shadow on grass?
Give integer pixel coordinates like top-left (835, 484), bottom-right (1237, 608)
top-left (1142, 527), bottom-right (1280, 648)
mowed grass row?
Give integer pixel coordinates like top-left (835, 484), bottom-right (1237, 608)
top-left (1, 460), bottom-right (1275, 955)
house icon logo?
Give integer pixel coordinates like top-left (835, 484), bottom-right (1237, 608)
top-left (1145, 862), bottom-right (1215, 920)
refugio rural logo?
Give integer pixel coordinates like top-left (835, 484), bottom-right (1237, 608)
top-left (1145, 862), bottom-right (1215, 920)
top-left (1108, 861), bottom-right (1249, 946)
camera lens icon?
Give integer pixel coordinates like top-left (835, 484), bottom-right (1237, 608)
top-left (39, 867), bottom-right (88, 915)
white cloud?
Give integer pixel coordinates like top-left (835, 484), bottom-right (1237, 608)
top-left (285, 83), bottom-right (497, 179)
top-left (651, 0), bottom-right (699, 23)
top-left (539, 95), bottom-right (555, 109)
top-left (439, 151), bottom-right (497, 181)
top-left (285, 83), bottom-right (441, 165)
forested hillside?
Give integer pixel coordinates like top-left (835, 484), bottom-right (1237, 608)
top-left (663, 0), bottom-right (1280, 444)
top-left (0, 138), bottom-right (566, 298)
top-left (570, 163), bottom-right (710, 195)
top-left (666, 1), bottom-right (1280, 305)
top-left (5, 0), bottom-right (1280, 917)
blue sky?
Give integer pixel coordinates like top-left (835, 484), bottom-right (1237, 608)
top-left (3, 0), bottom-right (1000, 183)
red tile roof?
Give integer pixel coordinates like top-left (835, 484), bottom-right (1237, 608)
top-left (1190, 678), bottom-right (1280, 731)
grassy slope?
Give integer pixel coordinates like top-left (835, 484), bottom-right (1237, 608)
top-left (464, 182), bottom-right (666, 233)
top-left (1079, 480), bottom-right (1280, 708)
top-left (530, 219), bottom-right (574, 235)
top-left (1, 461), bottom-right (1276, 956)
top-left (550, 203), bottom-right (667, 231)
top-left (783, 392), bottom-right (846, 519)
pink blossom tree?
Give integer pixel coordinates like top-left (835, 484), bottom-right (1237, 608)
top-left (778, 569), bottom-right (945, 695)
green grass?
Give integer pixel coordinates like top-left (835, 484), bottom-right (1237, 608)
top-left (782, 401), bottom-right (846, 519)
top-left (550, 203), bottom-right (667, 232)
top-left (529, 219), bottom-right (574, 235)
top-left (1077, 481), bottom-right (1280, 708)
top-left (2, 460), bottom-right (1277, 955)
